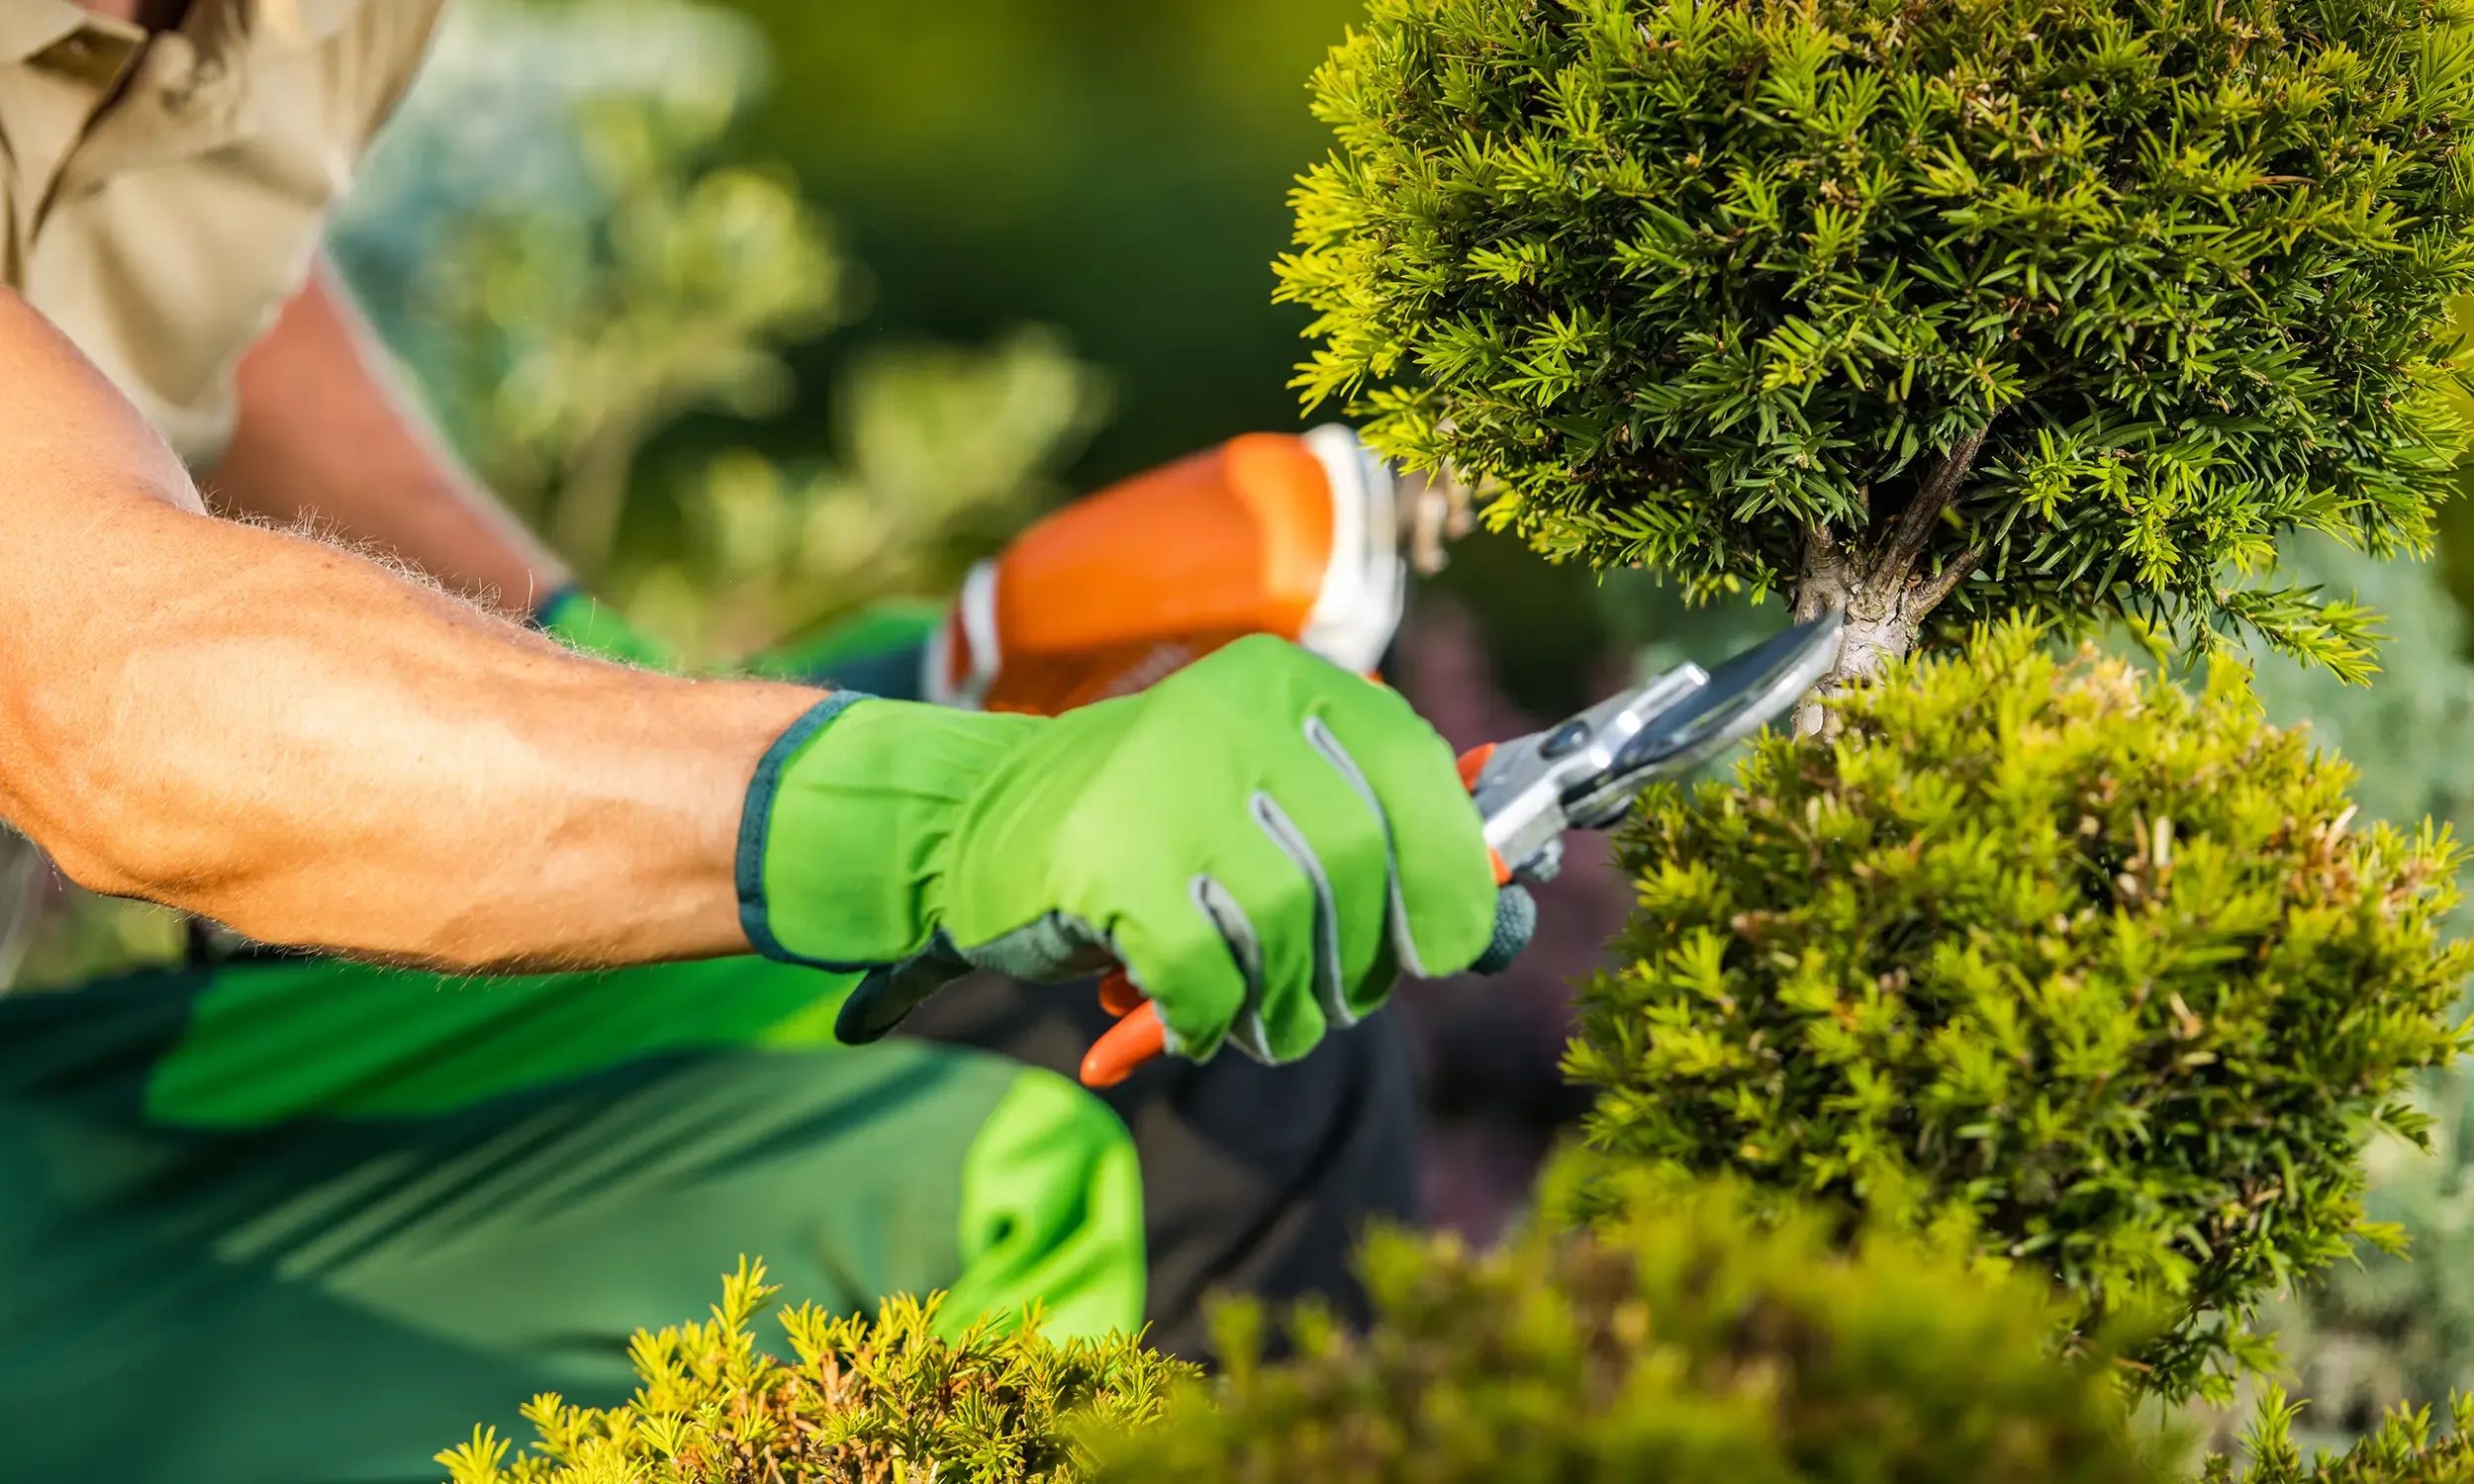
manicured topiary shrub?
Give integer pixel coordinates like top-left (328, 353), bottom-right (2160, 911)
top-left (434, 1258), bottom-right (1190, 1484)
top-left (1562, 620), bottom-right (2473, 1404)
top-left (1279, 0), bottom-right (2474, 691)
top-left (1094, 1175), bottom-right (2173, 1484)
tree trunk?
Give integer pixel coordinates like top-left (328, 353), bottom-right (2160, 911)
top-left (1788, 430), bottom-right (1988, 737)
top-left (1790, 532), bottom-right (1929, 737)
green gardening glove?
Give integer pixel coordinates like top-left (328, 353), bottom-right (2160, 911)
top-left (737, 634), bottom-right (1502, 1064)
top-left (531, 586), bottom-right (678, 670)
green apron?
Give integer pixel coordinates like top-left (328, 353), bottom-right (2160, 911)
top-left (0, 953), bottom-right (1144, 1484)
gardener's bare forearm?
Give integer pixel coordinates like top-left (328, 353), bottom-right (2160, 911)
top-left (213, 259), bottom-right (569, 617)
top-left (0, 288), bottom-right (820, 970)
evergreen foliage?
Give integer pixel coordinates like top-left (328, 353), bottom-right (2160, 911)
top-left (1563, 620), bottom-right (2474, 1404)
top-left (1279, 0), bottom-right (2474, 684)
top-left (2208, 1388), bottom-right (2474, 1482)
top-left (433, 1259), bottom-right (1189, 1484)
top-left (1094, 1176), bottom-right (2172, 1483)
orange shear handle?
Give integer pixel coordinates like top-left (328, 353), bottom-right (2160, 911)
top-left (1074, 741), bottom-right (1506, 1089)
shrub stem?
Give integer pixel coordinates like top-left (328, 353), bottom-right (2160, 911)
top-left (1789, 428), bottom-right (1988, 735)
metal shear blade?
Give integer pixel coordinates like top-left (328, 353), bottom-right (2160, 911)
top-left (1471, 611), bottom-right (1845, 881)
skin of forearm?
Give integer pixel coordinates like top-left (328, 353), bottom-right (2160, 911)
top-left (213, 259), bottom-right (571, 618)
top-left (0, 288), bottom-right (822, 971)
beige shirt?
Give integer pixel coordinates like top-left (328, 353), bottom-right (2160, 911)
top-left (0, 0), bottom-right (445, 467)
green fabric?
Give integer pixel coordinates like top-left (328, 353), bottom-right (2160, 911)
top-left (747, 633), bottom-right (1499, 1063)
top-left (0, 960), bottom-right (1143, 1484)
top-left (746, 599), bottom-right (941, 684)
top-left (147, 954), bottom-right (868, 1125)
top-left (743, 698), bottom-right (1043, 968)
top-left (146, 955), bottom-right (1148, 1339)
top-left (532, 587), bottom-right (677, 670)
top-left (949, 1067), bottom-right (1148, 1340)
top-left (535, 590), bottom-right (933, 684)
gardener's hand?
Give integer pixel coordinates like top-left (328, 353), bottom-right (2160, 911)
top-left (737, 634), bottom-right (1504, 1062)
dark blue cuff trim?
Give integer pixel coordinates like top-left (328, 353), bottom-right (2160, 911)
top-left (815, 639), bottom-right (929, 702)
top-left (736, 691), bottom-right (876, 969)
top-left (528, 583), bottom-right (585, 631)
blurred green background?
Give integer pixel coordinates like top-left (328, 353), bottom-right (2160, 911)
top-left (714, 0), bottom-right (1357, 484)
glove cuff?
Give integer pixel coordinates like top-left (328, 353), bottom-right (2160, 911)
top-left (737, 696), bottom-right (1043, 969)
top-left (530, 586), bottom-right (677, 670)
top-left (745, 600), bottom-right (939, 698)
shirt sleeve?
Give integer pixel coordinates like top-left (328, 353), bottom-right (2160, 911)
top-left (338, 0), bottom-right (450, 151)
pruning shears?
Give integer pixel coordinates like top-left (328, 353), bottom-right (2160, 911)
top-left (841, 611), bottom-right (1846, 1088)
top-left (1465, 609), bottom-right (1844, 887)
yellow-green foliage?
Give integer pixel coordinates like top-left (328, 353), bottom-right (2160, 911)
top-left (1096, 1175), bottom-right (2172, 1484)
top-left (1278, 0), bottom-right (2474, 675)
top-left (2209, 1389), bottom-right (2474, 1482)
top-left (1566, 621), bottom-right (2474, 1405)
top-left (435, 1259), bottom-right (1191, 1484)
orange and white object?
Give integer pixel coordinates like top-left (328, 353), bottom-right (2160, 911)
top-left (922, 424), bottom-right (1406, 716)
